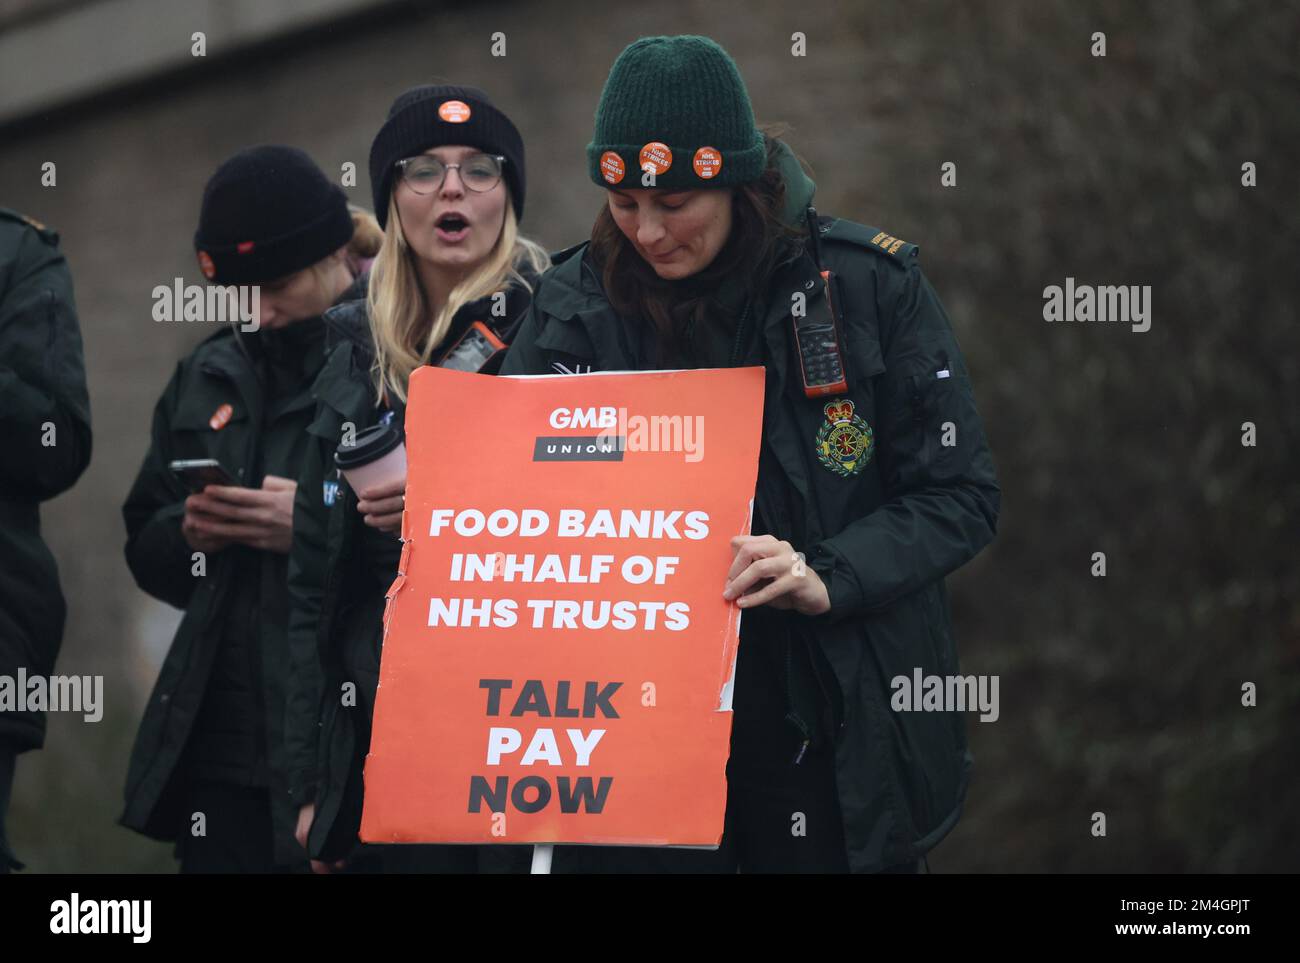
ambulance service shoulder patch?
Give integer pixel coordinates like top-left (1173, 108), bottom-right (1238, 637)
top-left (815, 398), bottom-right (874, 477)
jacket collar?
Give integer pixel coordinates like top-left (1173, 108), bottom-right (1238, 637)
top-left (312, 327), bottom-right (373, 419)
top-left (315, 266), bottom-right (541, 415)
top-left (773, 137), bottom-right (816, 229)
top-left (533, 239), bottom-right (826, 365)
top-left (197, 331), bottom-right (261, 420)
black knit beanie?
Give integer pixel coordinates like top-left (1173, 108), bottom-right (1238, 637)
top-left (193, 145), bottom-right (353, 285)
top-left (368, 84), bottom-right (525, 229)
top-left (587, 36), bottom-right (766, 192)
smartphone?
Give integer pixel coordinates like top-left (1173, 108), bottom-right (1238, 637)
top-left (169, 458), bottom-right (239, 493)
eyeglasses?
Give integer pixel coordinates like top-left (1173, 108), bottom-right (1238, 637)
top-left (395, 153), bottom-right (506, 194)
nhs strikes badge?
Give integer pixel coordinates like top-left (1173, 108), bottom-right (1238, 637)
top-left (323, 478), bottom-right (340, 507)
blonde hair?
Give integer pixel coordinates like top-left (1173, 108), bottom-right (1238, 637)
top-left (302, 205), bottom-right (386, 298)
top-left (367, 189), bottom-right (549, 403)
top-left (346, 204), bottom-right (385, 260)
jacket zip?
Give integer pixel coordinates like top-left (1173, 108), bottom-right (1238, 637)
top-left (729, 300), bottom-right (753, 367)
top-left (581, 257), bottom-right (643, 370)
top-left (783, 631), bottom-right (814, 765)
top-left (134, 362), bottom-right (250, 804)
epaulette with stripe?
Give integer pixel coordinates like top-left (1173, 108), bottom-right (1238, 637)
top-left (821, 218), bottom-right (919, 264)
top-left (0, 206), bottom-right (60, 245)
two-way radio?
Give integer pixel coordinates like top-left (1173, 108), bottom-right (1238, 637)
top-left (793, 206), bottom-right (849, 398)
top-left (436, 320), bottom-right (508, 373)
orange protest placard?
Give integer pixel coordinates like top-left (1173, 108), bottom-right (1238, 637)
top-left (359, 365), bottom-right (765, 847)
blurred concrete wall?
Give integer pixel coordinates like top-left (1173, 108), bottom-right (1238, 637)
top-left (2, 0), bottom-right (1296, 872)
top-left (0, 0), bottom-right (403, 124)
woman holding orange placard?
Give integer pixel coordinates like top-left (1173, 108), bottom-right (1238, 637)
top-left (284, 84), bottom-right (549, 873)
top-left (503, 36), bottom-right (1000, 873)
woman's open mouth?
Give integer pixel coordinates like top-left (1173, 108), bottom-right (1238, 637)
top-left (435, 212), bottom-right (470, 243)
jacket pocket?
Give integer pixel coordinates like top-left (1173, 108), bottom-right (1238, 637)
top-left (533, 313), bottom-right (599, 372)
top-left (860, 591), bottom-right (967, 840)
top-left (888, 331), bottom-right (979, 489)
top-left (919, 583), bottom-right (958, 677)
top-left (339, 598), bottom-right (384, 692)
top-left (170, 394), bottom-right (252, 475)
top-left (844, 332), bottom-right (886, 390)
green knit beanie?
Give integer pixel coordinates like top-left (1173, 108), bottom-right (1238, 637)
top-left (587, 35), bottom-right (766, 192)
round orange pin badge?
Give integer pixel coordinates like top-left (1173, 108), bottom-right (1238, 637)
top-left (599, 151), bottom-right (626, 184)
top-left (693, 147), bottom-right (722, 180)
top-left (197, 250), bottom-right (216, 280)
top-left (438, 100), bottom-right (471, 123)
top-left (209, 403), bottom-right (234, 431)
top-left (639, 141), bottom-right (673, 175)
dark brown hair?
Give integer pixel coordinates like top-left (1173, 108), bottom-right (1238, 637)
top-left (589, 128), bottom-right (809, 366)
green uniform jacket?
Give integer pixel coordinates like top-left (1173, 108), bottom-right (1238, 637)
top-left (0, 209), bottom-right (92, 753)
top-left (284, 278), bottom-right (537, 861)
top-left (120, 276), bottom-right (364, 865)
top-left (499, 152), bottom-right (1000, 871)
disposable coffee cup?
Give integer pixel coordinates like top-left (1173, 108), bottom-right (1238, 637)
top-left (335, 423), bottom-right (407, 494)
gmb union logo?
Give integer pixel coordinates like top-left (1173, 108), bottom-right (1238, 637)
top-left (815, 398), bottom-right (874, 477)
top-left (533, 407), bottom-right (623, 463)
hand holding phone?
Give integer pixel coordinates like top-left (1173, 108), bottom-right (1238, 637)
top-left (179, 472), bottom-right (298, 555)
